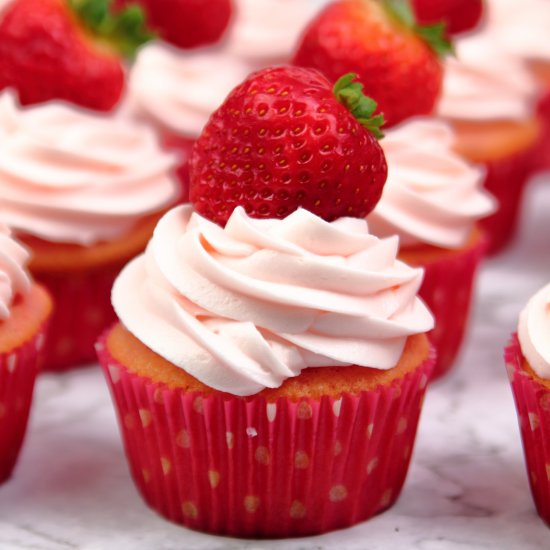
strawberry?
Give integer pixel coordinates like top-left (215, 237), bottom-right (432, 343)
top-left (190, 68), bottom-right (387, 227)
top-left (115, 0), bottom-right (233, 49)
top-left (292, 0), bottom-right (452, 127)
top-left (0, 0), bottom-right (151, 111)
top-left (412, 0), bottom-right (483, 35)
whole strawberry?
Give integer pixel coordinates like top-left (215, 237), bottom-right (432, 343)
top-left (190, 67), bottom-right (387, 227)
top-left (292, 0), bottom-right (452, 127)
top-left (115, 0), bottom-right (233, 49)
top-left (0, 0), bottom-right (151, 111)
top-left (412, 0), bottom-right (483, 35)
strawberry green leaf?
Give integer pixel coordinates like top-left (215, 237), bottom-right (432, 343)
top-left (333, 73), bottom-right (385, 140)
top-left (69, 0), bottom-right (154, 59)
top-left (382, 0), bottom-right (453, 58)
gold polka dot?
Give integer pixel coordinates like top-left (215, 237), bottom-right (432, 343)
top-left (35, 333), bottom-right (45, 351)
top-left (404, 445), bottom-right (411, 460)
top-left (153, 388), bottom-right (164, 404)
top-left (297, 401), bottom-right (313, 420)
top-left (380, 489), bottom-right (393, 508)
top-left (366, 423), bottom-right (374, 438)
top-left (193, 396), bottom-right (204, 414)
top-left (255, 446), bottom-right (270, 465)
top-left (505, 362), bottom-right (515, 380)
top-left (161, 457), bottom-right (172, 475)
top-left (529, 413), bottom-right (540, 431)
top-left (244, 495), bottom-right (260, 513)
top-left (289, 500), bottom-right (307, 519)
top-left (419, 373), bottom-right (428, 389)
top-left (393, 386), bottom-right (402, 399)
top-left (396, 417), bottom-right (408, 435)
top-left (176, 429), bottom-right (191, 449)
top-left (541, 394), bottom-right (550, 412)
top-left (6, 354), bottom-right (16, 373)
top-left (295, 450), bottom-right (310, 469)
top-left (124, 414), bottom-right (136, 430)
top-left (182, 501), bottom-right (199, 519)
top-left (333, 441), bottom-right (343, 456)
top-left (367, 457), bottom-right (379, 475)
top-left (546, 464), bottom-right (550, 482)
top-left (226, 432), bottom-right (234, 449)
top-left (531, 471), bottom-right (538, 486)
top-left (142, 468), bottom-right (151, 483)
top-left (329, 485), bottom-right (348, 502)
top-left (139, 409), bottom-right (152, 428)
top-left (332, 398), bottom-right (342, 417)
top-left (107, 364), bottom-right (120, 383)
top-left (266, 403), bottom-right (277, 422)
top-left (208, 470), bottom-right (220, 488)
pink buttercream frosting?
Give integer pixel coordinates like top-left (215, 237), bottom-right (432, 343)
top-left (368, 119), bottom-right (496, 249)
top-left (518, 282), bottom-right (550, 380)
top-left (112, 205), bottom-right (434, 396)
top-left (0, 224), bottom-right (31, 321)
top-left (0, 92), bottom-right (179, 246)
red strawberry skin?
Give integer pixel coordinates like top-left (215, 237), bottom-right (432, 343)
top-left (190, 66), bottom-right (387, 227)
top-left (116, 0), bottom-right (232, 49)
top-left (292, 0), bottom-right (443, 127)
top-left (412, 0), bottom-right (483, 35)
top-left (0, 0), bottom-right (124, 111)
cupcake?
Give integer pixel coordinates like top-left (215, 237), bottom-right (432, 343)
top-left (0, 92), bottom-right (179, 371)
top-left (367, 118), bottom-right (496, 379)
top-left (0, 224), bottom-right (52, 483)
top-left (98, 67), bottom-right (435, 537)
top-left (437, 35), bottom-right (540, 253)
top-left (506, 282), bottom-right (550, 526)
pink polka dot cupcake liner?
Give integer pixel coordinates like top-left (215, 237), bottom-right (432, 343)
top-left (480, 145), bottom-right (535, 255)
top-left (0, 323), bottom-right (48, 484)
top-left (506, 334), bottom-right (550, 527)
top-left (97, 332), bottom-right (435, 538)
top-left (417, 234), bottom-right (488, 381)
top-left (36, 265), bottom-right (122, 372)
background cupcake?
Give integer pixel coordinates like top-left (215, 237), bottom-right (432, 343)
top-left (0, 224), bottom-right (51, 483)
top-left (367, 118), bottom-right (496, 378)
top-left (0, 92), bottom-right (179, 371)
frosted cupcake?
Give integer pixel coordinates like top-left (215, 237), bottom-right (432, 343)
top-left (506, 282), bottom-right (550, 526)
top-left (0, 224), bottom-right (52, 483)
top-left (98, 204), bottom-right (435, 537)
top-left (0, 92), bottom-right (179, 371)
top-left (438, 35), bottom-right (540, 253)
top-left (368, 118), bottom-right (495, 378)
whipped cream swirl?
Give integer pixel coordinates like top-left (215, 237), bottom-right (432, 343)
top-left (113, 205), bottom-right (434, 396)
top-left (0, 92), bottom-right (179, 246)
top-left (368, 119), bottom-right (496, 248)
top-left (0, 224), bottom-right (31, 321)
top-left (518, 282), bottom-right (550, 380)
top-left (437, 35), bottom-right (538, 121)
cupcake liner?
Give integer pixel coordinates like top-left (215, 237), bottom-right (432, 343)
top-left (36, 264), bottom-right (122, 372)
top-left (534, 90), bottom-right (550, 174)
top-left (413, 235), bottom-right (487, 380)
top-left (506, 334), bottom-right (550, 527)
top-left (98, 331), bottom-right (435, 538)
top-left (0, 324), bottom-right (48, 483)
top-left (479, 145), bottom-right (535, 254)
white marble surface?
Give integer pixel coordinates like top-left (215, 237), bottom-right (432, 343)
top-left (1, 177), bottom-right (550, 549)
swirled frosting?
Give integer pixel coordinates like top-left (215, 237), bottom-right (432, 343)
top-left (437, 35), bottom-right (538, 121)
top-left (367, 119), bottom-right (496, 248)
top-left (518, 282), bottom-right (550, 380)
top-left (123, 43), bottom-right (251, 137)
top-left (0, 224), bottom-right (31, 321)
top-left (485, 0), bottom-right (550, 63)
top-left (0, 92), bottom-right (179, 246)
top-left (113, 205), bottom-right (434, 396)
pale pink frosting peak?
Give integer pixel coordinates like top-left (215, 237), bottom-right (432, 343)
top-left (0, 224), bottom-right (31, 321)
top-left (368, 119), bottom-right (496, 249)
top-left (113, 205), bottom-right (434, 396)
top-left (518, 282), bottom-right (550, 380)
top-left (0, 92), bottom-right (179, 246)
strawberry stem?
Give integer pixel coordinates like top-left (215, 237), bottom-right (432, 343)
top-left (333, 73), bottom-right (385, 140)
top-left (68, 0), bottom-right (153, 59)
top-left (382, 0), bottom-right (454, 57)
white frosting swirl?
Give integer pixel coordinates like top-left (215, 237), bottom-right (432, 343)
top-left (485, 0), bottom-right (550, 63)
top-left (437, 35), bottom-right (538, 121)
top-left (0, 92), bottom-right (179, 246)
top-left (518, 282), bottom-right (550, 380)
top-left (367, 119), bottom-right (496, 248)
top-left (113, 205), bottom-right (434, 396)
top-left (0, 224), bottom-right (31, 321)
